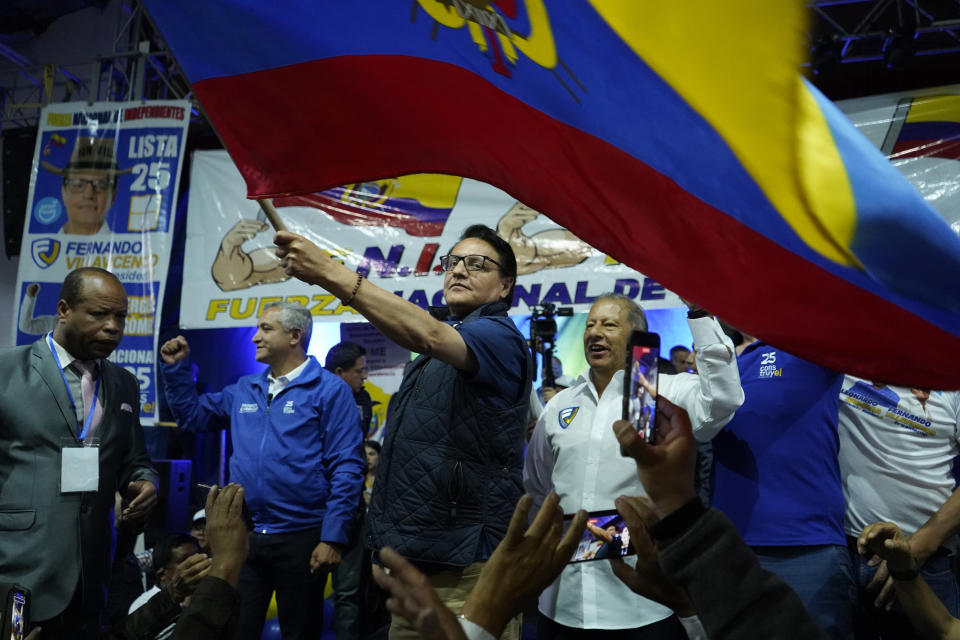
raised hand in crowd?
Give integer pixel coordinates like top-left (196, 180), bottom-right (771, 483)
top-left (168, 484), bottom-right (249, 640)
top-left (612, 397), bottom-right (697, 518)
top-left (203, 483), bottom-right (248, 587)
top-left (611, 495), bottom-right (695, 618)
top-left (460, 493), bottom-right (587, 634)
top-left (373, 492), bottom-right (587, 640)
top-left (159, 335), bottom-right (190, 365)
top-left (612, 398), bottom-right (827, 640)
top-left (163, 553), bottom-right (213, 604)
top-left (859, 522), bottom-right (960, 640)
top-left (372, 548), bottom-right (465, 640)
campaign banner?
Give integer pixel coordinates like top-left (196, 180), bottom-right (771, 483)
top-left (838, 86), bottom-right (960, 235)
top-left (180, 150), bottom-right (681, 329)
top-left (14, 100), bottom-right (191, 425)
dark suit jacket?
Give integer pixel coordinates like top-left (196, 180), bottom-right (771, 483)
top-left (0, 339), bottom-right (157, 621)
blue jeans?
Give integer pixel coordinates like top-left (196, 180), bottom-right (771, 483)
top-left (847, 536), bottom-right (960, 639)
top-left (752, 544), bottom-right (855, 640)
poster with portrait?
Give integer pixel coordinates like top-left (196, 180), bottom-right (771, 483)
top-left (13, 100), bottom-right (191, 425)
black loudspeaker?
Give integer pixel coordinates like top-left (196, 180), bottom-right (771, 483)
top-left (2, 127), bottom-right (37, 258)
top-left (145, 459), bottom-right (193, 547)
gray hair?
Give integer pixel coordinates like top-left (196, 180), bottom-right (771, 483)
top-left (594, 293), bottom-right (648, 331)
top-left (263, 301), bottom-right (313, 349)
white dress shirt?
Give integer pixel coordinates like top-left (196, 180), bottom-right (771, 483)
top-left (523, 316), bottom-right (742, 631)
top-left (266, 358), bottom-right (310, 399)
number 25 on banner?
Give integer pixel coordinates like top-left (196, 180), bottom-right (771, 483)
top-left (130, 162), bottom-right (171, 191)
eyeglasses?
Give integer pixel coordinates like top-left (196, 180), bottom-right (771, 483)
top-left (63, 177), bottom-right (115, 193)
top-left (439, 254), bottom-right (502, 272)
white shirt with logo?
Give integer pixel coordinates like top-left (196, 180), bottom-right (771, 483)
top-left (839, 375), bottom-right (960, 537)
top-left (524, 316), bottom-right (742, 630)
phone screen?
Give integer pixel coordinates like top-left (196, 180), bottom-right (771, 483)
top-left (624, 333), bottom-right (659, 443)
top-left (9, 590), bottom-right (25, 640)
top-left (564, 509), bottom-right (635, 563)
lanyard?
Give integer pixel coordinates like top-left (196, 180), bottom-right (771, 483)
top-left (47, 334), bottom-right (101, 442)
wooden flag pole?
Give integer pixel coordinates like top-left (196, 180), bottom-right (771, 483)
top-left (257, 198), bottom-right (287, 232)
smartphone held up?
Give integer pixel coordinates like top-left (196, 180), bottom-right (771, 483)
top-left (622, 331), bottom-right (660, 443)
top-left (1, 584), bottom-right (28, 640)
top-left (564, 510), bottom-right (635, 563)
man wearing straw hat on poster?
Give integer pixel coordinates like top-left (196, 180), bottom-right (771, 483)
top-left (41, 136), bottom-right (131, 235)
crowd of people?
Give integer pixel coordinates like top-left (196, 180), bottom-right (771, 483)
top-left (2, 222), bottom-right (959, 640)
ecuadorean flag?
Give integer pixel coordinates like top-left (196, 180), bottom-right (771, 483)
top-left (274, 174), bottom-right (462, 237)
top-left (144, 1), bottom-right (960, 389)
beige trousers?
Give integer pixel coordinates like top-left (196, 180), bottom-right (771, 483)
top-left (387, 561), bottom-right (521, 640)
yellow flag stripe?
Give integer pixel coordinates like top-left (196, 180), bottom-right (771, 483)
top-left (588, 1), bottom-right (859, 267)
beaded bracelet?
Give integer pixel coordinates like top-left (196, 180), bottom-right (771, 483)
top-left (342, 272), bottom-right (363, 306)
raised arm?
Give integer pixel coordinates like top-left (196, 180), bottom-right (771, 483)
top-left (18, 283), bottom-right (58, 335)
top-left (159, 335), bottom-right (233, 432)
top-left (275, 231), bottom-right (477, 373)
top-left (495, 202), bottom-right (592, 275)
top-left (612, 399), bottom-right (827, 639)
top-left (211, 219), bottom-right (289, 291)
top-left (663, 315), bottom-right (744, 443)
top-left (586, 521), bottom-right (614, 543)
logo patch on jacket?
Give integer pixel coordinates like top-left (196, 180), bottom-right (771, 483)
top-left (558, 406), bottom-right (579, 429)
top-left (283, 400), bottom-right (295, 414)
top-left (239, 403), bottom-right (258, 414)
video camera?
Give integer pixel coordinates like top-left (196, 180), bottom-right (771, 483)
top-left (529, 302), bottom-right (572, 387)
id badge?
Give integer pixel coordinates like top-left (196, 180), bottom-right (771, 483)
top-left (61, 437), bottom-right (100, 493)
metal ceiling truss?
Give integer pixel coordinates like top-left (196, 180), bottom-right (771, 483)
top-left (809, 0), bottom-right (960, 72)
top-left (0, 0), bottom-right (195, 130)
top-left (4, 0), bottom-right (960, 129)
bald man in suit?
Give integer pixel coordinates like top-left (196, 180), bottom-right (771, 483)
top-left (0, 267), bottom-right (158, 639)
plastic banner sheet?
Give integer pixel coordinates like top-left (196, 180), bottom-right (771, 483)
top-left (839, 87), bottom-right (960, 235)
top-left (180, 150), bottom-right (680, 328)
top-left (13, 100), bottom-right (191, 424)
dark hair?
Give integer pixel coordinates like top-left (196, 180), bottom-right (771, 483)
top-left (59, 267), bottom-right (120, 307)
top-left (458, 224), bottom-right (517, 304)
top-left (154, 533), bottom-right (198, 572)
top-left (325, 341), bottom-right (367, 372)
top-left (364, 440), bottom-right (381, 454)
top-left (670, 345), bottom-right (691, 357)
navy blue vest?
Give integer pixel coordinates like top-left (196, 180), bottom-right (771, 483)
top-left (366, 301), bottom-right (531, 566)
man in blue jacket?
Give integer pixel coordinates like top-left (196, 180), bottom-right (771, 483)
top-left (160, 301), bottom-right (364, 640)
